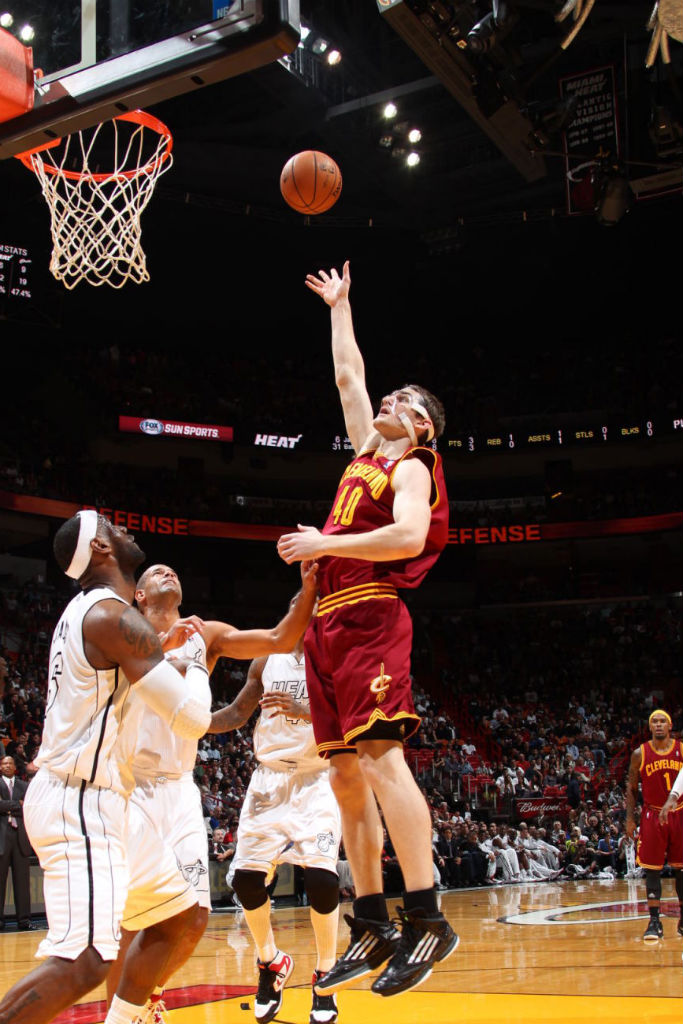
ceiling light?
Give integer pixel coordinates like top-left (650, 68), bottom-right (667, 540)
top-left (311, 36), bottom-right (329, 55)
top-left (379, 134), bottom-right (393, 148)
top-left (300, 25), bottom-right (311, 42)
top-left (326, 49), bottom-right (342, 66)
top-left (408, 128), bottom-right (422, 144)
top-left (406, 151), bottom-right (421, 167)
top-left (19, 24), bottom-right (35, 42)
top-left (0, 13), bottom-right (13, 28)
top-left (383, 102), bottom-right (397, 119)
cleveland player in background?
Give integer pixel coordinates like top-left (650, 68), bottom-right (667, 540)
top-left (626, 709), bottom-right (683, 941)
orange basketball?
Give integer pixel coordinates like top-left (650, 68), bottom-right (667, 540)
top-left (280, 150), bottom-right (342, 214)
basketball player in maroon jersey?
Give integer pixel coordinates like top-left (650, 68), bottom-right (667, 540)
top-left (626, 709), bottom-right (683, 941)
top-left (277, 261), bottom-right (458, 997)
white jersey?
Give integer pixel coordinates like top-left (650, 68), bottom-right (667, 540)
top-left (35, 586), bottom-right (132, 795)
top-left (253, 652), bottom-right (326, 774)
top-left (123, 630), bottom-right (211, 780)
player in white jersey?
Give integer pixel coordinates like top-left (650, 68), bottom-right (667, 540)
top-left (208, 626), bottom-right (342, 1024)
top-left (0, 512), bottom-right (211, 1024)
top-left (105, 562), bottom-right (319, 1022)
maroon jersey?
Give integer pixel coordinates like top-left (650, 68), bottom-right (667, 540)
top-left (639, 739), bottom-right (683, 809)
top-left (317, 445), bottom-right (449, 598)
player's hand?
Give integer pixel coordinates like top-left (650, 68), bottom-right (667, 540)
top-left (305, 261), bottom-right (350, 307)
top-left (159, 615), bottom-right (205, 651)
top-left (659, 796), bottom-right (677, 824)
top-left (300, 559), bottom-right (319, 591)
top-left (259, 692), bottom-right (308, 719)
top-left (277, 525), bottom-right (325, 564)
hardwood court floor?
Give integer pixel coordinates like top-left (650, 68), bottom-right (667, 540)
top-left (1, 879), bottom-right (681, 1023)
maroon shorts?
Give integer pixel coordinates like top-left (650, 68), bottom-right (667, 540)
top-left (636, 805), bottom-right (683, 870)
top-left (304, 589), bottom-right (420, 757)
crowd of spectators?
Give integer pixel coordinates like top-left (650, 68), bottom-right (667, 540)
top-left (2, 577), bottom-right (679, 900)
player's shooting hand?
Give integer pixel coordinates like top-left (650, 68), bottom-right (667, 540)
top-left (305, 261), bottom-right (350, 307)
top-left (159, 615), bottom-right (206, 651)
top-left (277, 525), bottom-right (325, 564)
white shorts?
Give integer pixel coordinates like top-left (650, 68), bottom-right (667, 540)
top-left (126, 772), bottom-right (211, 913)
top-left (122, 775), bottom-right (200, 931)
top-left (233, 765), bottom-right (341, 880)
top-left (25, 768), bottom-right (128, 962)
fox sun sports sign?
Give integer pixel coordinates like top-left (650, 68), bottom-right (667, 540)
top-left (119, 416), bottom-right (233, 441)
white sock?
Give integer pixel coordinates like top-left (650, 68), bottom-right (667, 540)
top-left (243, 898), bottom-right (276, 963)
top-left (310, 905), bottom-right (340, 973)
top-left (104, 995), bottom-right (146, 1024)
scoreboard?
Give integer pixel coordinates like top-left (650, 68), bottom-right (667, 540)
top-left (0, 243), bottom-right (33, 304)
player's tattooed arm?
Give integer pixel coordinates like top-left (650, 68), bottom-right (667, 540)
top-left (207, 657), bottom-right (265, 733)
top-left (625, 748), bottom-right (640, 838)
top-left (83, 599), bottom-right (164, 675)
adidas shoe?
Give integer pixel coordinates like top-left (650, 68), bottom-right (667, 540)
top-left (643, 917), bottom-right (664, 943)
top-left (310, 970), bottom-right (338, 1024)
top-left (254, 949), bottom-right (294, 1023)
top-left (314, 914), bottom-right (400, 995)
top-left (371, 907), bottom-right (459, 997)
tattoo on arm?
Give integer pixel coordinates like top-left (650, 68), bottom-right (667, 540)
top-left (118, 607), bottom-right (161, 668)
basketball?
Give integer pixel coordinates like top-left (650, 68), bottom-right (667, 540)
top-left (280, 150), bottom-right (342, 215)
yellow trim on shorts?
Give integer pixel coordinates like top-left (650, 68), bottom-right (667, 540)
top-left (317, 582), bottom-right (398, 616)
top-left (343, 708), bottom-right (420, 745)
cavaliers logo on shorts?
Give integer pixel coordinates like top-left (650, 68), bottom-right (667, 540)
top-left (370, 663), bottom-right (392, 704)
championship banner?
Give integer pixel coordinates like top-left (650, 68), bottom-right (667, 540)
top-left (515, 797), bottom-right (569, 822)
top-left (559, 64), bottom-right (620, 215)
top-left (0, 491), bottom-right (680, 544)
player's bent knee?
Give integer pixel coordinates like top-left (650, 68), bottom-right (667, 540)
top-left (232, 869), bottom-right (269, 910)
top-left (645, 869), bottom-right (662, 900)
top-left (69, 947), bottom-right (111, 991)
top-left (304, 867), bottom-right (339, 915)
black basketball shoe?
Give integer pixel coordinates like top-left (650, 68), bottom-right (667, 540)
top-left (313, 914), bottom-right (400, 995)
top-left (643, 917), bottom-right (664, 942)
top-left (254, 949), bottom-right (294, 1023)
top-left (678, 918), bottom-right (683, 938)
top-left (371, 907), bottom-right (459, 997)
top-left (310, 970), bottom-right (338, 1024)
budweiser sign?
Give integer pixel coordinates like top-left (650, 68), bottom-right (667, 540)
top-left (515, 797), bottom-right (569, 821)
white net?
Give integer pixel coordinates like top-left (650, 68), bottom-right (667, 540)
top-left (19, 111), bottom-right (173, 289)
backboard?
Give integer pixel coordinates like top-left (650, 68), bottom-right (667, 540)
top-left (0, 1), bottom-right (300, 158)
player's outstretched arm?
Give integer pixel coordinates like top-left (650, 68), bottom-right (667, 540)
top-left (203, 561), bottom-right (318, 665)
top-left (207, 657), bottom-right (266, 733)
top-left (305, 261), bottom-right (375, 454)
top-left (659, 764), bottom-right (683, 823)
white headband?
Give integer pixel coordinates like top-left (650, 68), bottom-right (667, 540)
top-left (65, 510), bottom-right (99, 579)
top-left (389, 392), bottom-right (435, 445)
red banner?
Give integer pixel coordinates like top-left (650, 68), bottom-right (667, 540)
top-left (0, 491), bottom-right (680, 545)
top-left (515, 797), bottom-right (569, 822)
top-left (118, 416), bottom-right (233, 441)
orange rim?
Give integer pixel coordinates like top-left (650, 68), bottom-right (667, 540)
top-left (15, 109), bottom-right (173, 181)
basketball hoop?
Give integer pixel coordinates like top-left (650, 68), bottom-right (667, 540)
top-left (16, 110), bottom-right (173, 289)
